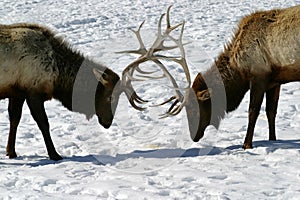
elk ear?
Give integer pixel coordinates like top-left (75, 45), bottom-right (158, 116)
top-left (93, 68), bottom-right (109, 86)
top-left (197, 88), bottom-right (212, 101)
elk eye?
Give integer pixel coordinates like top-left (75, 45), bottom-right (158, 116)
top-left (108, 96), bottom-right (114, 103)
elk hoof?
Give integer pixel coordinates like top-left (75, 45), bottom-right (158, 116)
top-left (49, 153), bottom-right (63, 161)
top-left (6, 151), bottom-right (17, 159)
top-left (242, 143), bottom-right (253, 149)
top-left (269, 136), bottom-right (276, 141)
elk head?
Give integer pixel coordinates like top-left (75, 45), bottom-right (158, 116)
top-left (93, 67), bottom-right (122, 128)
top-left (186, 74), bottom-right (213, 142)
top-left (91, 62), bottom-right (149, 128)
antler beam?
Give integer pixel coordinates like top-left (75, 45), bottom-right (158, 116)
top-left (120, 5), bottom-right (191, 114)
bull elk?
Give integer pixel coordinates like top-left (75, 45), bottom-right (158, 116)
top-left (124, 5), bottom-right (300, 149)
top-left (0, 23), bottom-right (145, 160)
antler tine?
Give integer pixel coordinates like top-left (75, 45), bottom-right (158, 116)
top-left (166, 5), bottom-right (172, 29)
top-left (125, 71), bottom-right (146, 82)
top-left (123, 82), bottom-right (148, 111)
top-left (159, 103), bottom-right (184, 118)
top-left (148, 7), bottom-right (188, 99)
top-left (177, 21), bottom-right (191, 88)
top-left (121, 56), bottom-right (149, 110)
top-left (122, 56), bottom-right (147, 80)
top-left (165, 5), bottom-right (183, 33)
top-left (151, 59), bottom-right (184, 104)
top-left (151, 96), bottom-right (177, 107)
top-left (116, 21), bottom-right (147, 55)
top-left (159, 89), bottom-right (190, 119)
top-left (130, 21), bottom-right (147, 54)
top-left (136, 73), bottom-right (165, 80)
top-left (136, 66), bottom-right (158, 75)
top-left (165, 21), bottom-right (191, 88)
top-left (150, 6), bottom-right (183, 54)
top-left (147, 13), bottom-right (166, 56)
top-left (153, 8), bottom-right (191, 117)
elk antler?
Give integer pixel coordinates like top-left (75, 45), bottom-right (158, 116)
top-left (119, 5), bottom-right (191, 114)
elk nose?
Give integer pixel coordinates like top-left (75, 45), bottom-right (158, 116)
top-left (191, 131), bottom-right (204, 142)
top-left (192, 136), bottom-right (201, 142)
top-left (103, 123), bottom-right (111, 129)
top-left (97, 116), bottom-right (112, 129)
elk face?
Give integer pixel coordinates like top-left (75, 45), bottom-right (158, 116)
top-left (93, 68), bottom-right (122, 128)
top-left (185, 87), bottom-right (212, 142)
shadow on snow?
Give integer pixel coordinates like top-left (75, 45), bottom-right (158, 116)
top-left (0, 139), bottom-right (299, 167)
top-left (226, 139), bottom-right (300, 151)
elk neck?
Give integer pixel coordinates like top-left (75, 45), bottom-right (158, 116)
top-left (202, 50), bottom-right (250, 121)
top-left (51, 38), bottom-right (105, 118)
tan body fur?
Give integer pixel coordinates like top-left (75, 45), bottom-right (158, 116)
top-left (232, 5), bottom-right (300, 81)
top-left (0, 24), bottom-right (59, 99)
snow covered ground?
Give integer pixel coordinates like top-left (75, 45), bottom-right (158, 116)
top-left (0, 0), bottom-right (300, 199)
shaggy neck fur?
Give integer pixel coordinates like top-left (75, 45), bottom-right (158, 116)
top-left (43, 29), bottom-right (107, 118)
top-left (193, 51), bottom-right (250, 128)
top-left (213, 52), bottom-right (250, 113)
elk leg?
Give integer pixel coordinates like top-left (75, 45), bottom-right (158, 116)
top-left (26, 96), bottom-right (62, 161)
top-left (266, 85), bottom-right (280, 141)
top-left (6, 97), bottom-right (25, 158)
top-left (243, 81), bottom-right (266, 149)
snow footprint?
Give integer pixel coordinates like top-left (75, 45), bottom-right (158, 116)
top-left (208, 175), bottom-right (228, 181)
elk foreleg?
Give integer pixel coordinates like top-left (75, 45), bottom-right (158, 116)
top-left (6, 97), bottom-right (25, 158)
top-left (243, 80), bottom-right (266, 149)
top-left (266, 85), bottom-right (280, 141)
top-left (26, 96), bottom-right (62, 161)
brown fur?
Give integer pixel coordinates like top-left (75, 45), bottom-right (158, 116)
top-left (0, 23), bottom-right (121, 160)
top-left (187, 5), bottom-right (300, 148)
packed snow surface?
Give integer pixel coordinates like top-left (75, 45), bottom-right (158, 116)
top-left (0, 0), bottom-right (300, 199)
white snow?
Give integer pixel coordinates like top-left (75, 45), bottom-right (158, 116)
top-left (1, 0), bottom-right (300, 199)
